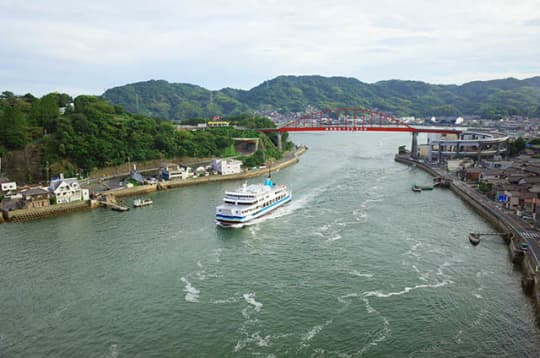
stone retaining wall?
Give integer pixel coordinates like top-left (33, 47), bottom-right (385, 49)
top-left (5, 200), bottom-right (92, 223)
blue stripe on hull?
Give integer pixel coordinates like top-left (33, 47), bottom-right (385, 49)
top-left (216, 195), bottom-right (291, 224)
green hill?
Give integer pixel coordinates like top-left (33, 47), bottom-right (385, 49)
top-left (0, 93), bottom-right (290, 183)
top-left (102, 75), bottom-right (540, 120)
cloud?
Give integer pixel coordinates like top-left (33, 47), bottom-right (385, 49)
top-left (1, 0), bottom-right (539, 95)
top-left (524, 18), bottom-right (540, 26)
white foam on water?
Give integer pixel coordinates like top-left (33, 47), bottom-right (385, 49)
top-left (338, 292), bottom-right (358, 304)
top-left (352, 209), bottom-right (368, 222)
top-left (403, 242), bottom-right (422, 258)
top-left (473, 293), bottom-right (483, 299)
top-left (355, 317), bottom-right (391, 356)
top-left (362, 297), bottom-right (376, 314)
top-left (181, 277), bottom-right (200, 302)
top-left (363, 280), bottom-right (450, 299)
top-left (326, 234), bottom-right (342, 242)
top-left (110, 344), bottom-right (118, 358)
top-left (243, 292), bottom-right (263, 312)
top-left (234, 332), bottom-right (272, 352)
top-left (437, 261), bottom-right (452, 276)
top-left (196, 260), bottom-right (203, 268)
top-left (411, 265), bottom-right (430, 282)
top-left (213, 296), bottom-right (240, 304)
top-left (233, 338), bottom-right (246, 352)
top-left (194, 270), bottom-right (208, 280)
top-left (301, 319), bottom-right (333, 344)
top-left (349, 270), bottom-right (374, 279)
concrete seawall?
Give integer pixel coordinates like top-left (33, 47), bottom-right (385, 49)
top-left (395, 156), bottom-right (506, 231)
top-left (4, 200), bottom-right (93, 223)
top-left (1, 146), bottom-right (308, 223)
top-left (112, 146), bottom-right (306, 198)
top-left (395, 155), bottom-right (540, 315)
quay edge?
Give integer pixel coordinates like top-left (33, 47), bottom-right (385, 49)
top-left (395, 155), bottom-right (540, 317)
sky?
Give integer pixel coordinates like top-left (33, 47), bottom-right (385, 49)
top-left (2, 0), bottom-right (540, 96)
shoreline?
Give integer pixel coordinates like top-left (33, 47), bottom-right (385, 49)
top-left (394, 154), bottom-right (540, 317)
top-left (0, 146), bottom-right (307, 223)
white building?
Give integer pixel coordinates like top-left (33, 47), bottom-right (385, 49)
top-left (49, 173), bottom-right (89, 204)
top-left (212, 159), bottom-right (242, 175)
top-left (159, 163), bottom-right (194, 180)
top-left (1, 181), bottom-right (16, 193)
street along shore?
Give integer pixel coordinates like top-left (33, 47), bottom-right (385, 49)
top-left (0, 146), bottom-right (307, 223)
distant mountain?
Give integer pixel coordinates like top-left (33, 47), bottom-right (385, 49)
top-left (102, 75), bottom-right (540, 120)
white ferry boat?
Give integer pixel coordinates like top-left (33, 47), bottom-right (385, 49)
top-left (215, 175), bottom-right (291, 227)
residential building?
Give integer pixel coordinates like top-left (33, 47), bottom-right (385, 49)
top-left (49, 174), bottom-right (89, 204)
top-left (21, 188), bottom-right (50, 209)
top-left (159, 163), bottom-right (194, 180)
top-left (212, 159), bottom-right (242, 175)
top-left (0, 178), bottom-right (17, 194)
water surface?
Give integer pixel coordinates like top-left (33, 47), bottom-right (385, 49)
top-left (1, 132), bottom-right (539, 357)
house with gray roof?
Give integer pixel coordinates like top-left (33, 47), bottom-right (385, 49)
top-left (49, 174), bottom-right (89, 204)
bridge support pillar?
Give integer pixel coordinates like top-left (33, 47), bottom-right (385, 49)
top-left (411, 132), bottom-right (418, 159)
top-left (277, 132), bottom-right (283, 152)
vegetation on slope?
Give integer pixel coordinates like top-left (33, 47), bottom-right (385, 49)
top-left (0, 92), bottom-right (291, 183)
top-left (102, 75), bottom-right (540, 120)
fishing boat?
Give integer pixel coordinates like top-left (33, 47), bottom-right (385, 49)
top-left (469, 232), bottom-right (480, 246)
top-left (215, 174), bottom-right (291, 228)
top-left (133, 198), bottom-right (153, 208)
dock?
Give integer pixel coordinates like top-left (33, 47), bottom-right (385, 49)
top-left (98, 200), bottom-right (129, 212)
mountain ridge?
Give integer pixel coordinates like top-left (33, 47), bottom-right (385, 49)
top-left (102, 75), bottom-right (540, 120)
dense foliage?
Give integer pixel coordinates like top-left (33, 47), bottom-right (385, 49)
top-left (0, 93), bottom-right (290, 181)
top-left (103, 76), bottom-right (540, 120)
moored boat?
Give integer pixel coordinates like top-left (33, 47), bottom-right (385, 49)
top-left (133, 198), bottom-right (153, 208)
top-left (411, 185), bottom-right (422, 192)
top-left (469, 232), bottom-right (480, 245)
top-left (215, 175), bottom-right (291, 228)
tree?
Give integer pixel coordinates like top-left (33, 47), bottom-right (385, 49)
top-left (0, 105), bottom-right (29, 149)
top-left (30, 94), bottom-right (60, 131)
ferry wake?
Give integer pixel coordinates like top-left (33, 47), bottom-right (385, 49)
top-left (215, 174), bottom-right (291, 228)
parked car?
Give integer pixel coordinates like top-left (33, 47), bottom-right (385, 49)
top-left (144, 177), bottom-right (157, 185)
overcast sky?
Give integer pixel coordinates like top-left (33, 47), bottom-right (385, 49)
top-left (2, 0), bottom-right (540, 96)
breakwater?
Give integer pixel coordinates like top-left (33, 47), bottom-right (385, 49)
top-left (395, 154), bottom-right (540, 315)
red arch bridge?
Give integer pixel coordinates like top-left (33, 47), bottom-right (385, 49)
top-left (259, 107), bottom-right (462, 158)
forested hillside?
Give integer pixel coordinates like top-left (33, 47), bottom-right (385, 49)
top-left (0, 92), bottom-right (289, 183)
top-left (102, 76), bottom-right (540, 120)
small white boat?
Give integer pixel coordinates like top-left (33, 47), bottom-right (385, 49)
top-left (133, 198), bottom-right (153, 208)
